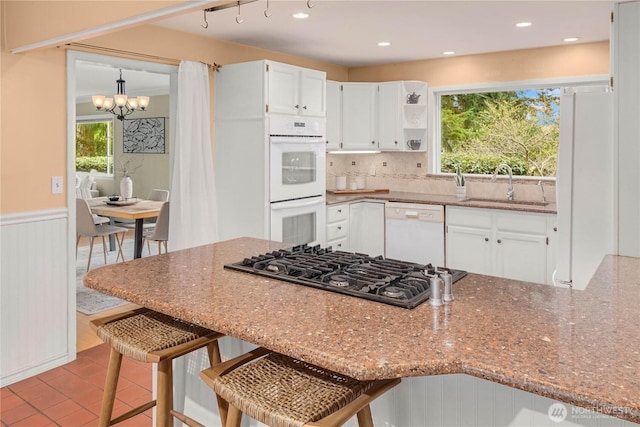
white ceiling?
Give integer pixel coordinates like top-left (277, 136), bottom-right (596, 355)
top-left (77, 0), bottom-right (613, 98)
top-left (155, 0), bottom-right (613, 67)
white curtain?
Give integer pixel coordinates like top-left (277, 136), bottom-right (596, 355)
top-left (169, 61), bottom-right (221, 425)
top-left (168, 61), bottom-right (218, 251)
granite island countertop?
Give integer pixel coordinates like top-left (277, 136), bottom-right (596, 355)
top-left (84, 237), bottom-right (639, 424)
top-left (326, 190), bottom-right (558, 214)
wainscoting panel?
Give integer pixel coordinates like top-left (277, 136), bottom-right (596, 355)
top-left (0, 209), bottom-right (72, 386)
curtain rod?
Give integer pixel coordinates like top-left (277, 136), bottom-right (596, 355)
top-left (64, 42), bottom-right (221, 71)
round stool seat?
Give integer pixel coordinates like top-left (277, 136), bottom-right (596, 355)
top-left (95, 310), bottom-right (218, 362)
top-left (198, 347), bottom-right (401, 427)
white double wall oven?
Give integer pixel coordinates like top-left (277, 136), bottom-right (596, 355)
top-left (269, 116), bottom-right (326, 247)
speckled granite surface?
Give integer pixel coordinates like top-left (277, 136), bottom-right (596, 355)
top-left (84, 237), bottom-right (638, 423)
top-left (326, 190), bottom-right (558, 214)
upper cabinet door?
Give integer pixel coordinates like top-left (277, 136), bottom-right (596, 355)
top-left (378, 82), bottom-right (402, 151)
top-left (267, 62), bottom-right (326, 117)
top-left (267, 62), bottom-right (299, 115)
top-left (300, 69), bottom-right (326, 117)
top-left (326, 80), bottom-right (341, 150)
top-left (341, 83), bottom-right (378, 150)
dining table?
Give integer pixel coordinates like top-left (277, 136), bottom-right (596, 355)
top-left (87, 197), bottom-right (163, 259)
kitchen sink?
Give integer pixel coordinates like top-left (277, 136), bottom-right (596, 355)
top-left (460, 197), bottom-right (550, 207)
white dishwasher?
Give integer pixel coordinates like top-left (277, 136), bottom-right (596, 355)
top-left (384, 202), bottom-right (445, 266)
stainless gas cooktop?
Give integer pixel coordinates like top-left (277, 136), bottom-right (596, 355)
top-left (225, 244), bottom-right (467, 309)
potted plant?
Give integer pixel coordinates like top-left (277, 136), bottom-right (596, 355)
top-left (455, 166), bottom-right (466, 200)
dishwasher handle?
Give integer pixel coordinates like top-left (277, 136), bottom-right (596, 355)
top-left (385, 203), bottom-right (444, 222)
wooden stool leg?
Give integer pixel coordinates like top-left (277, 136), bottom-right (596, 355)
top-left (207, 342), bottom-right (228, 427)
top-left (156, 359), bottom-right (173, 427)
top-left (356, 405), bottom-right (374, 427)
top-left (225, 405), bottom-right (243, 427)
top-left (99, 348), bottom-right (123, 427)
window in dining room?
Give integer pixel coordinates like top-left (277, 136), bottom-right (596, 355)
top-left (76, 115), bottom-right (114, 176)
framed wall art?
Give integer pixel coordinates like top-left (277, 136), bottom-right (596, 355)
top-left (123, 117), bottom-right (165, 153)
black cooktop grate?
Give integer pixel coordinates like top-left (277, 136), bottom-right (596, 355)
top-left (224, 244), bottom-right (467, 309)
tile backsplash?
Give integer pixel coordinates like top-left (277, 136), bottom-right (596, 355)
top-left (326, 152), bottom-right (556, 203)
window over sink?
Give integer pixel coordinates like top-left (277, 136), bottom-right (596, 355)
top-left (431, 76), bottom-right (608, 178)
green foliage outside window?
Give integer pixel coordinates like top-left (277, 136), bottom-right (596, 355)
top-left (76, 119), bottom-right (113, 174)
top-left (441, 89), bottom-right (559, 177)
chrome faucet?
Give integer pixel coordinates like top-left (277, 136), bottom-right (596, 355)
top-left (537, 180), bottom-right (547, 203)
top-left (492, 163), bottom-right (514, 201)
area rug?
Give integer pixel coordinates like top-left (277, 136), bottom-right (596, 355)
top-left (76, 287), bottom-right (129, 315)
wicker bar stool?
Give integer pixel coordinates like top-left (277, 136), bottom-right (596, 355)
top-left (90, 308), bottom-right (226, 427)
top-left (173, 346), bottom-right (400, 427)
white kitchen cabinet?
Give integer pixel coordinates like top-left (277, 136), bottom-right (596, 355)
top-left (377, 82), bottom-right (403, 151)
top-left (349, 201), bottom-right (385, 256)
top-left (325, 80), bottom-right (341, 151)
top-left (341, 83), bottom-right (378, 150)
top-left (267, 61), bottom-right (326, 117)
top-left (401, 81), bottom-right (428, 152)
top-left (326, 201), bottom-right (385, 255)
top-left (378, 81), bottom-right (428, 152)
top-left (446, 206), bottom-right (556, 285)
top-left (326, 203), bottom-right (349, 251)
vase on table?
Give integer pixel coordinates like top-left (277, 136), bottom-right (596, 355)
top-left (120, 176), bottom-right (133, 200)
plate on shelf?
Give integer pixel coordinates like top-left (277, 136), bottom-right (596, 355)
top-left (105, 199), bottom-right (138, 206)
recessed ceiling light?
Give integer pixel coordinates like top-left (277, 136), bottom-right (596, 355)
top-left (378, 42), bottom-right (391, 47)
top-left (515, 22), bottom-right (532, 28)
top-left (292, 12), bottom-right (309, 19)
top-left (563, 37), bottom-right (580, 42)
top-left (442, 51), bottom-right (456, 55)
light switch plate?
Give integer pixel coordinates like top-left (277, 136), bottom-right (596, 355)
top-left (51, 176), bottom-right (63, 194)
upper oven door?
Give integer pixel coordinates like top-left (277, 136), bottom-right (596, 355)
top-left (270, 136), bottom-right (326, 202)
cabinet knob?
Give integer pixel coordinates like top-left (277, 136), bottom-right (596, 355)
top-left (337, 209), bottom-right (342, 213)
top-left (303, 105), bottom-right (307, 110)
top-left (395, 140), bottom-right (398, 144)
top-left (294, 104), bottom-right (299, 109)
top-left (485, 237), bottom-right (489, 242)
top-left (372, 141), bottom-right (376, 144)
top-left (554, 227), bottom-right (558, 232)
top-left (337, 243), bottom-right (342, 247)
top-left (337, 226), bottom-right (342, 230)
top-left (497, 239), bottom-right (502, 244)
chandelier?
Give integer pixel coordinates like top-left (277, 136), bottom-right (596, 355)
top-left (91, 69), bottom-right (149, 121)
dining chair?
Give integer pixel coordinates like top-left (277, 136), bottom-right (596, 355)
top-left (76, 186), bottom-right (110, 225)
top-left (76, 198), bottom-right (128, 271)
top-left (143, 201), bottom-right (170, 254)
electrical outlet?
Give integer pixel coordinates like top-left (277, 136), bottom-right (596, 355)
top-left (51, 176), bottom-right (63, 194)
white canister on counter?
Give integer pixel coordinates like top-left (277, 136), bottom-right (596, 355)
top-left (356, 176), bottom-right (366, 189)
top-left (349, 181), bottom-right (358, 190)
top-left (335, 176), bottom-right (347, 190)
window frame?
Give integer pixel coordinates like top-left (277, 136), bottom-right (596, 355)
top-left (75, 114), bottom-right (115, 178)
top-left (427, 75), bottom-right (609, 178)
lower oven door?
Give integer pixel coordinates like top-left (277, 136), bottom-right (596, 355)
top-left (271, 196), bottom-right (326, 247)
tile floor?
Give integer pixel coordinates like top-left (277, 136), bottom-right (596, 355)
top-left (0, 343), bottom-right (152, 426)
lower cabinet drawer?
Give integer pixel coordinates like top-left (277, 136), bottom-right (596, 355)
top-left (327, 237), bottom-right (348, 251)
top-left (327, 204), bottom-right (349, 223)
top-left (327, 220), bottom-right (348, 241)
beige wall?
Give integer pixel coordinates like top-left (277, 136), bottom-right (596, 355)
top-left (0, 4), bottom-right (607, 214)
top-left (2, 0), bottom-right (194, 51)
top-left (349, 41), bottom-right (609, 86)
